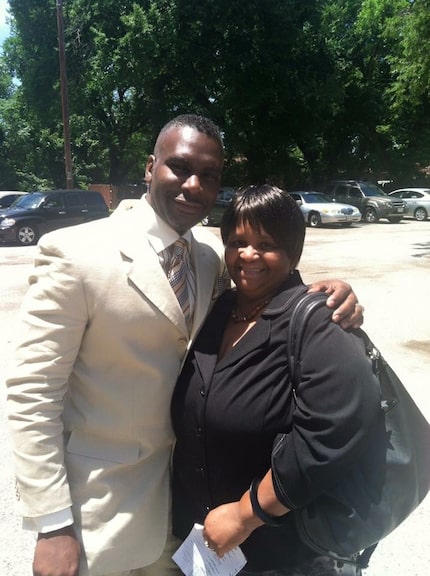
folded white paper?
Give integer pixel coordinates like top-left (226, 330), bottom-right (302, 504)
top-left (172, 523), bottom-right (247, 576)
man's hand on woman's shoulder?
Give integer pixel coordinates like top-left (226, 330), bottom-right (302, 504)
top-left (308, 279), bottom-right (364, 329)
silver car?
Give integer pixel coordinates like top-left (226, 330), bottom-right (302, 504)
top-left (290, 191), bottom-right (362, 228)
top-left (388, 188), bottom-right (430, 221)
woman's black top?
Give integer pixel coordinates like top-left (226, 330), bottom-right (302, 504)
top-left (171, 273), bottom-right (381, 572)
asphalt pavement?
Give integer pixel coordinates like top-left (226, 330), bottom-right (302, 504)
top-left (0, 219), bottom-right (429, 575)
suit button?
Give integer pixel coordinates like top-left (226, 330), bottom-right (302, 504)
top-left (178, 338), bottom-right (187, 353)
top-left (200, 387), bottom-right (205, 397)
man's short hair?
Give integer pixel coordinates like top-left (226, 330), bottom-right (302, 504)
top-left (157, 114), bottom-right (224, 155)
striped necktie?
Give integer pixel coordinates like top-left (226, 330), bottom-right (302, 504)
top-left (167, 238), bottom-right (192, 328)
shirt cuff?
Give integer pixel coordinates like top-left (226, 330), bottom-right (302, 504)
top-left (22, 508), bottom-right (74, 533)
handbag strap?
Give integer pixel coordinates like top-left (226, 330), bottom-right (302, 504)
top-left (287, 292), bottom-right (327, 393)
top-left (286, 291), bottom-right (379, 568)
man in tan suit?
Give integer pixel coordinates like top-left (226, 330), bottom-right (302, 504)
top-left (6, 115), bottom-right (362, 576)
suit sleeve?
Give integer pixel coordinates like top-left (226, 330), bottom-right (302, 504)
top-left (6, 235), bottom-right (88, 518)
top-left (271, 306), bottom-right (381, 509)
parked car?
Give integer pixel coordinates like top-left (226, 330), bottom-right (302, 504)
top-left (0, 189), bottom-right (109, 245)
top-left (290, 191), bottom-right (362, 228)
top-left (0, 191), bottom-right (28, 208)
top-left (201, 187), bottom-right (236, 226)
top-left (388, 188), bottom-right (430, 221)
top-left (324, 180), bottom-right (405, 223)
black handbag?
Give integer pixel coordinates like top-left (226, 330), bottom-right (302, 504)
top-left (281, 292), bottom-right (430, 565)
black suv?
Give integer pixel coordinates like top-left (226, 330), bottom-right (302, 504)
top-left (0, 189), bottom-right (109, 245)
top-left (324, 180), bottom-right (405, 223)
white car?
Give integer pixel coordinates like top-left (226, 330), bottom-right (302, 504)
top-left (0, 191), bottom-right (28, 209)
top-left (388, 188), bottom-right (430, 221)
top-left (290, 191), bottom-right (362, 227)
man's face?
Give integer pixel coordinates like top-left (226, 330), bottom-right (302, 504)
top-left (145, 126), bottom-right (224, 234)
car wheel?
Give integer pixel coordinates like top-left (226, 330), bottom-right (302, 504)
top-left (414, 207), bottom-right (428, 221)
top-left (308, 213), bottom-right (322, 228)
top-left (201, 216), bottom-right (210, 226)
top-left (16, 224), bottom-right (39, 245)
top-left (387, 217), bottom-right (402, 223)
top-left (364, 207), bottom-right (378, 223)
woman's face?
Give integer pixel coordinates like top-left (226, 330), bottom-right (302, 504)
top-left (225, 220), bottom-right (293, 302)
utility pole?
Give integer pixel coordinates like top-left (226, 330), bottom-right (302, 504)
top-left (56, 0), bottom-right (74, 189)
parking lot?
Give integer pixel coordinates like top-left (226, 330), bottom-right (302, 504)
top-left (0, 219), bottom-right (429, 575)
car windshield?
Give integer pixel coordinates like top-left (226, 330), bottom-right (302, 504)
top-left (10, 193), bottom-right (44, 209)
top-left (302, 193), bottom-right (332, 203)
top-left (359, 183), bottom-right (386, 197)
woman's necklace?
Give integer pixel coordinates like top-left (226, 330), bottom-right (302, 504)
top-left (231, 299), bottom-right (270, 323)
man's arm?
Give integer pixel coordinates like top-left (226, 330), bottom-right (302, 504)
top-left (7, 238), bottom-right (88, 575)
top-left (308, 279), bottom-right (364, 329)
top-left (7, 240), bottom-right (86, 517)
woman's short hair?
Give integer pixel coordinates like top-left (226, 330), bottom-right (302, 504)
top-left (220, 184), bottom-right (306, 268)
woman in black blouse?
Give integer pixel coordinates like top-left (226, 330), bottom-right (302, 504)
top-left (171, 185), bottom-right (380, 576)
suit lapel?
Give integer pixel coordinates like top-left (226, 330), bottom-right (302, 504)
top-left (189, 233), bottom-right (222, 340)
top-left (115, 205), bottom-right (188, 335)
top-left (192, 277), bottom-right (305, 386)
top-left (192, 292), bottom-right (271, 386)
top-left (216, 316), bottom-right (271, 371)
top-left (192, 298), bottom-right (228, 386)
top-left (114, 204), bottom-right (225, 339)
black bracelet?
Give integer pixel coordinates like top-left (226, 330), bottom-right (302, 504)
top-left (249, 478), bottom-right (287, 527)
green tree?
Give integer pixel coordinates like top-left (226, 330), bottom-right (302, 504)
top-left (3, 0), bottom-right (430, 190)
top-left (357, 0), bottom-right (430, 183)
top-left (0, 56), bottom-right (20, 188)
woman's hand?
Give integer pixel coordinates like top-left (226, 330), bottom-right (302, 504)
top-left (202, 471), bottom-right (289, 557)
top-left (308, 279), bottom-right (364, 329)
top-left (203, 501), bottom-right (258, 557)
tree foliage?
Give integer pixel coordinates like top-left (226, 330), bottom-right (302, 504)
top-left (0, 0), bottom-right (429, 191)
